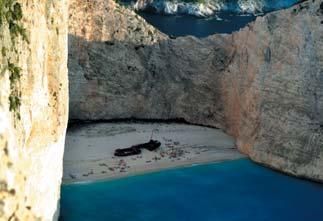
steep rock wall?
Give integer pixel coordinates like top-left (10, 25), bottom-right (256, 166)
top-left (69, 34), bottom-right (233, 127)
top-left (223, 0), bottom-right (323, 181)
top-left (69, 0), bottom-right (323, 182)
top-left (69, 0), bottom-right (166, 44)
top-left (0, 0), bottom-right (68, 220)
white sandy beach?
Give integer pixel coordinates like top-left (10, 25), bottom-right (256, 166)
top-left (63, 122), bottom-right (245, 183)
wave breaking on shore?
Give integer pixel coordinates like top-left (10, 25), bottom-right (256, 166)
top-left (133, 0), bottom-right (300, 17)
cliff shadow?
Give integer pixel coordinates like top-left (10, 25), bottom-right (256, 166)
top-left (68, 34), bottom-right (235, 129)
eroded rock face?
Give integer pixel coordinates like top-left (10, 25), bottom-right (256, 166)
top-left (224, 0), bottom-right (323, 181)
top-left (69, 34), bottom-right (234, 128)
top-left (69, 0), bottom-right (166, 44)
top-left (69, 0), bottom-right (323, 182)
top-left (68, 0), bottom-right (167, 94)
top-left (0, 1), bottom-right (68, 220)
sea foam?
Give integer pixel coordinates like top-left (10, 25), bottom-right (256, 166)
top-left (134, 0), bottom-right (300, 17)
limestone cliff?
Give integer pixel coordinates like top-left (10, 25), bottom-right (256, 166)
top-left (0, 0), bottom-right (68, 220)
top-left (68, 0), bottom-right (167, 89)
top-left (224, 0), bottom-right (323, 182)
top-left (69, 0), bottom-right (166, 44)
top-left (69, 0), bottom-right (323, 182)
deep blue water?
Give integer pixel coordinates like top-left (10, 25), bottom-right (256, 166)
top-left (138, 12), bottom-right (256, 37)
top-left (60, 159), bottom-right (323, 221)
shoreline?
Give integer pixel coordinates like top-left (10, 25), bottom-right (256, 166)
top-left (63, 122), bottom-right (245, 184)
top-left (63, 157), bottom-right (246, 185)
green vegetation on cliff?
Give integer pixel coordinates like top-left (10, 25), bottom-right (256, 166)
top-left (0, 0), bottom-right (28, 120)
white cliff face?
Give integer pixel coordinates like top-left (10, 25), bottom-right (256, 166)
top-left (0, 0), bottom-right (68, 220)
top-left (226, 0), bottom-right (323, 182)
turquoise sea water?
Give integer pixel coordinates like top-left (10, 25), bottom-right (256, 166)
top-left (60, 159), bottom-right (323, 221)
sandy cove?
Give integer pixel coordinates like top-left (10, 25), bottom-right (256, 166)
top-left (63, 122), bottom-right (246, 184)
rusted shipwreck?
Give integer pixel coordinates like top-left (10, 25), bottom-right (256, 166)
top-left (114, 140), bottom-right (161, 157)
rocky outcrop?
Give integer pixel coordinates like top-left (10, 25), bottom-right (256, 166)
top-left (69, 0), bottom-right (323, 182)
top-left (134, 0), bottom-right (300, 17)
top-left (0, 1), bottom-right (68, 220)
top-left (69, 0), bottom-right (166, 44)
top-left (68, 0), bottom-right (167, 89)
top-left (225, 0), bottom-right (323, 181)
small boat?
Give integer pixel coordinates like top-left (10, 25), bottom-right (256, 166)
top-left (114, 140), bottom-right (161, 157)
